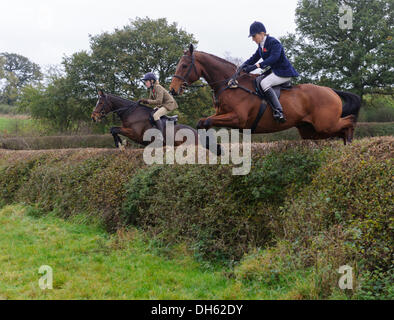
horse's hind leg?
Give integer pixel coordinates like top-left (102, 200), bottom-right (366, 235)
top-left (296, 122), bottom-right (319, 140)
top-left (297, 121), bottom-right (350, 145)
top-left (345, 125), bottom-right (355, 144)
top-left (333, 115), bottom-right (356, 145)
top-left (313, 115), bottom-right (355, 143)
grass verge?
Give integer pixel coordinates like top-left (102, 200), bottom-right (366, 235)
top-left (0, 204), bottom-right (327, 300)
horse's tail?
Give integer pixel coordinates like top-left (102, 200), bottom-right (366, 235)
top-left (333, 89), bottom-right (362, 122)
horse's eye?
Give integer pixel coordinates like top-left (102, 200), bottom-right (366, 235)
top-left (182, 64), bottom-right (188, 69)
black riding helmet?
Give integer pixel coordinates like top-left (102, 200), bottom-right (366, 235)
top-left (249, 21), bottom-right (266, 37)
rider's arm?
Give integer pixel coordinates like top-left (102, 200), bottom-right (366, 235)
top-left (243, 48), bottom-right (260, 66)
top-left (146, 86), bottom-right (164, 105)
top-left (258, 41), bottom-right (282, 69)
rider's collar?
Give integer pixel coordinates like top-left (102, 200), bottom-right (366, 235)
top-left (259, 35), bottom-right (267, 49)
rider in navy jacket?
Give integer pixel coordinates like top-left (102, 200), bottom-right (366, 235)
top-left (243, 35), bottom-right (299, 78)
top-left (241, 21), bottom-right (298, 123)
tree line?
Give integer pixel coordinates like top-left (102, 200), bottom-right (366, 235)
top-left (0, 1), bottom-right (392, 132)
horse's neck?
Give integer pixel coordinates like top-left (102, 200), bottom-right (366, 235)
top-left (197, 53), bottom-right (237, 92)
top-left (107, 95), bottom-right (129, 111)
top-left (109, 96), bottom-right (151, 125)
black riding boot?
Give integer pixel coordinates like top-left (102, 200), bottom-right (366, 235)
top-left (155, 119), bottom-right (166, 143)
top-left (264, 88), bottom-right (286, 123)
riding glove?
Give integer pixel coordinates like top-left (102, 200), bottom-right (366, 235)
top-left (243, 64), bottom-right (258, 73)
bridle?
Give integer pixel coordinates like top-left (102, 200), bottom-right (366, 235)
top-left (172, 53), bottom-right (260, 107)
top-left (97, 95), bottom-right (113, 117)
top-left (171, 51), bottom-right (274, 134)
top-left (172, 54), bottom-right (200, 87)
top-left (96, 94), bottom-right (135, 119)
top-left (172, 53), bottom-right (243, 91)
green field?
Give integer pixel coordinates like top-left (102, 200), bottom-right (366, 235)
top-left (0, 204), bottom-right (324, 300)
top-left (0, 116), bottom-right (38, 136)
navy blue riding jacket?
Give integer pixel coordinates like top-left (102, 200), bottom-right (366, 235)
top-left (244, 36), bottom-right (299, 77)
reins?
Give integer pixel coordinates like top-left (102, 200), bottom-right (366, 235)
top-left (172, 54), bottom-right (260, 105)
top-left (172, 53), bottom-right (266, 133)
top-left (99, 95), bottom-right (138, 118)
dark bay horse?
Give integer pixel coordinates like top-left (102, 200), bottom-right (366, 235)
top-left (169, 44), bottom-right (361, 144)
top-left (91, 90), bottom-right (205, 149)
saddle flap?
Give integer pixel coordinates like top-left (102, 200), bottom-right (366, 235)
top-left (254, 78), bottom-right (266, 99)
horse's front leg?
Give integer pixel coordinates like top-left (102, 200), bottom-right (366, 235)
top-left (196, 112), bottom-right (242, 130)
top-left (110, 127), bottom-right (123, 148)
top-left (110, 127), bottom-right (138, 149)
top-left (118, 127), bottom-right (143, 146)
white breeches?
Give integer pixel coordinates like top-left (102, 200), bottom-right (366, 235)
top-left (260, 73), bottom-right (292, 91)
top-left (153, 107), bottom-right (169, 121)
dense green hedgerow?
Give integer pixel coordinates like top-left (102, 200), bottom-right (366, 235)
top-left (274, 138), bottom-right (393, 298)
top-left (0, 137), bottom-right (392, 298)
top-left (0, 149), bottom-right (146, 231)
top-left (121, 146), bottom-right (326, 261)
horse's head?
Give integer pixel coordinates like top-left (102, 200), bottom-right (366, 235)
top-left (91, 90), bottom-right (112, 122)
top-left (170, 44), bottom-right (201, 96)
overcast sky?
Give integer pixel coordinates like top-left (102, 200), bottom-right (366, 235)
top-left (0, 0), bottom-right (298, 69)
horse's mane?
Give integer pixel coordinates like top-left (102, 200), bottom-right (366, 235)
top-left (106, 93), bottom-right (134, 106)
top-left (106, 93), bottom-right (152, 112)
top-left (197, 51), bottom-right (237, 70)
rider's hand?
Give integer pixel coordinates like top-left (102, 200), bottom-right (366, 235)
top-left (138, 99), bottom-right (149, 104)
top-left (242, 64), bottom-right (258, 73)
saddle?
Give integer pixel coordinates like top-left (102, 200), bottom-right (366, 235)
top-left (254, 75), bottom-right (293, 100)
top-left (149, 108), bottom-right (178, 127)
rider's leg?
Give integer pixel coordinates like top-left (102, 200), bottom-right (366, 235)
top-left (153, 107), bottom-right (169, 140)
top-left (260, 73), bottom-right (291, 123)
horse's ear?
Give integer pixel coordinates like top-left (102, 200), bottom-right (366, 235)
top-left (98, 89), bottom-right (105, 97)
top-left (189, 43), bottom-right (194, 55)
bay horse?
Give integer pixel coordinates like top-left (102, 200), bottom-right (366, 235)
top-left (169, 44), bottom-right (361, 144)
top-left (91, 90), bottom-right (217, 152)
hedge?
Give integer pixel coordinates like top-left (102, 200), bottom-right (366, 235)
top-left (0, 137), bottom-right (392, 298)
